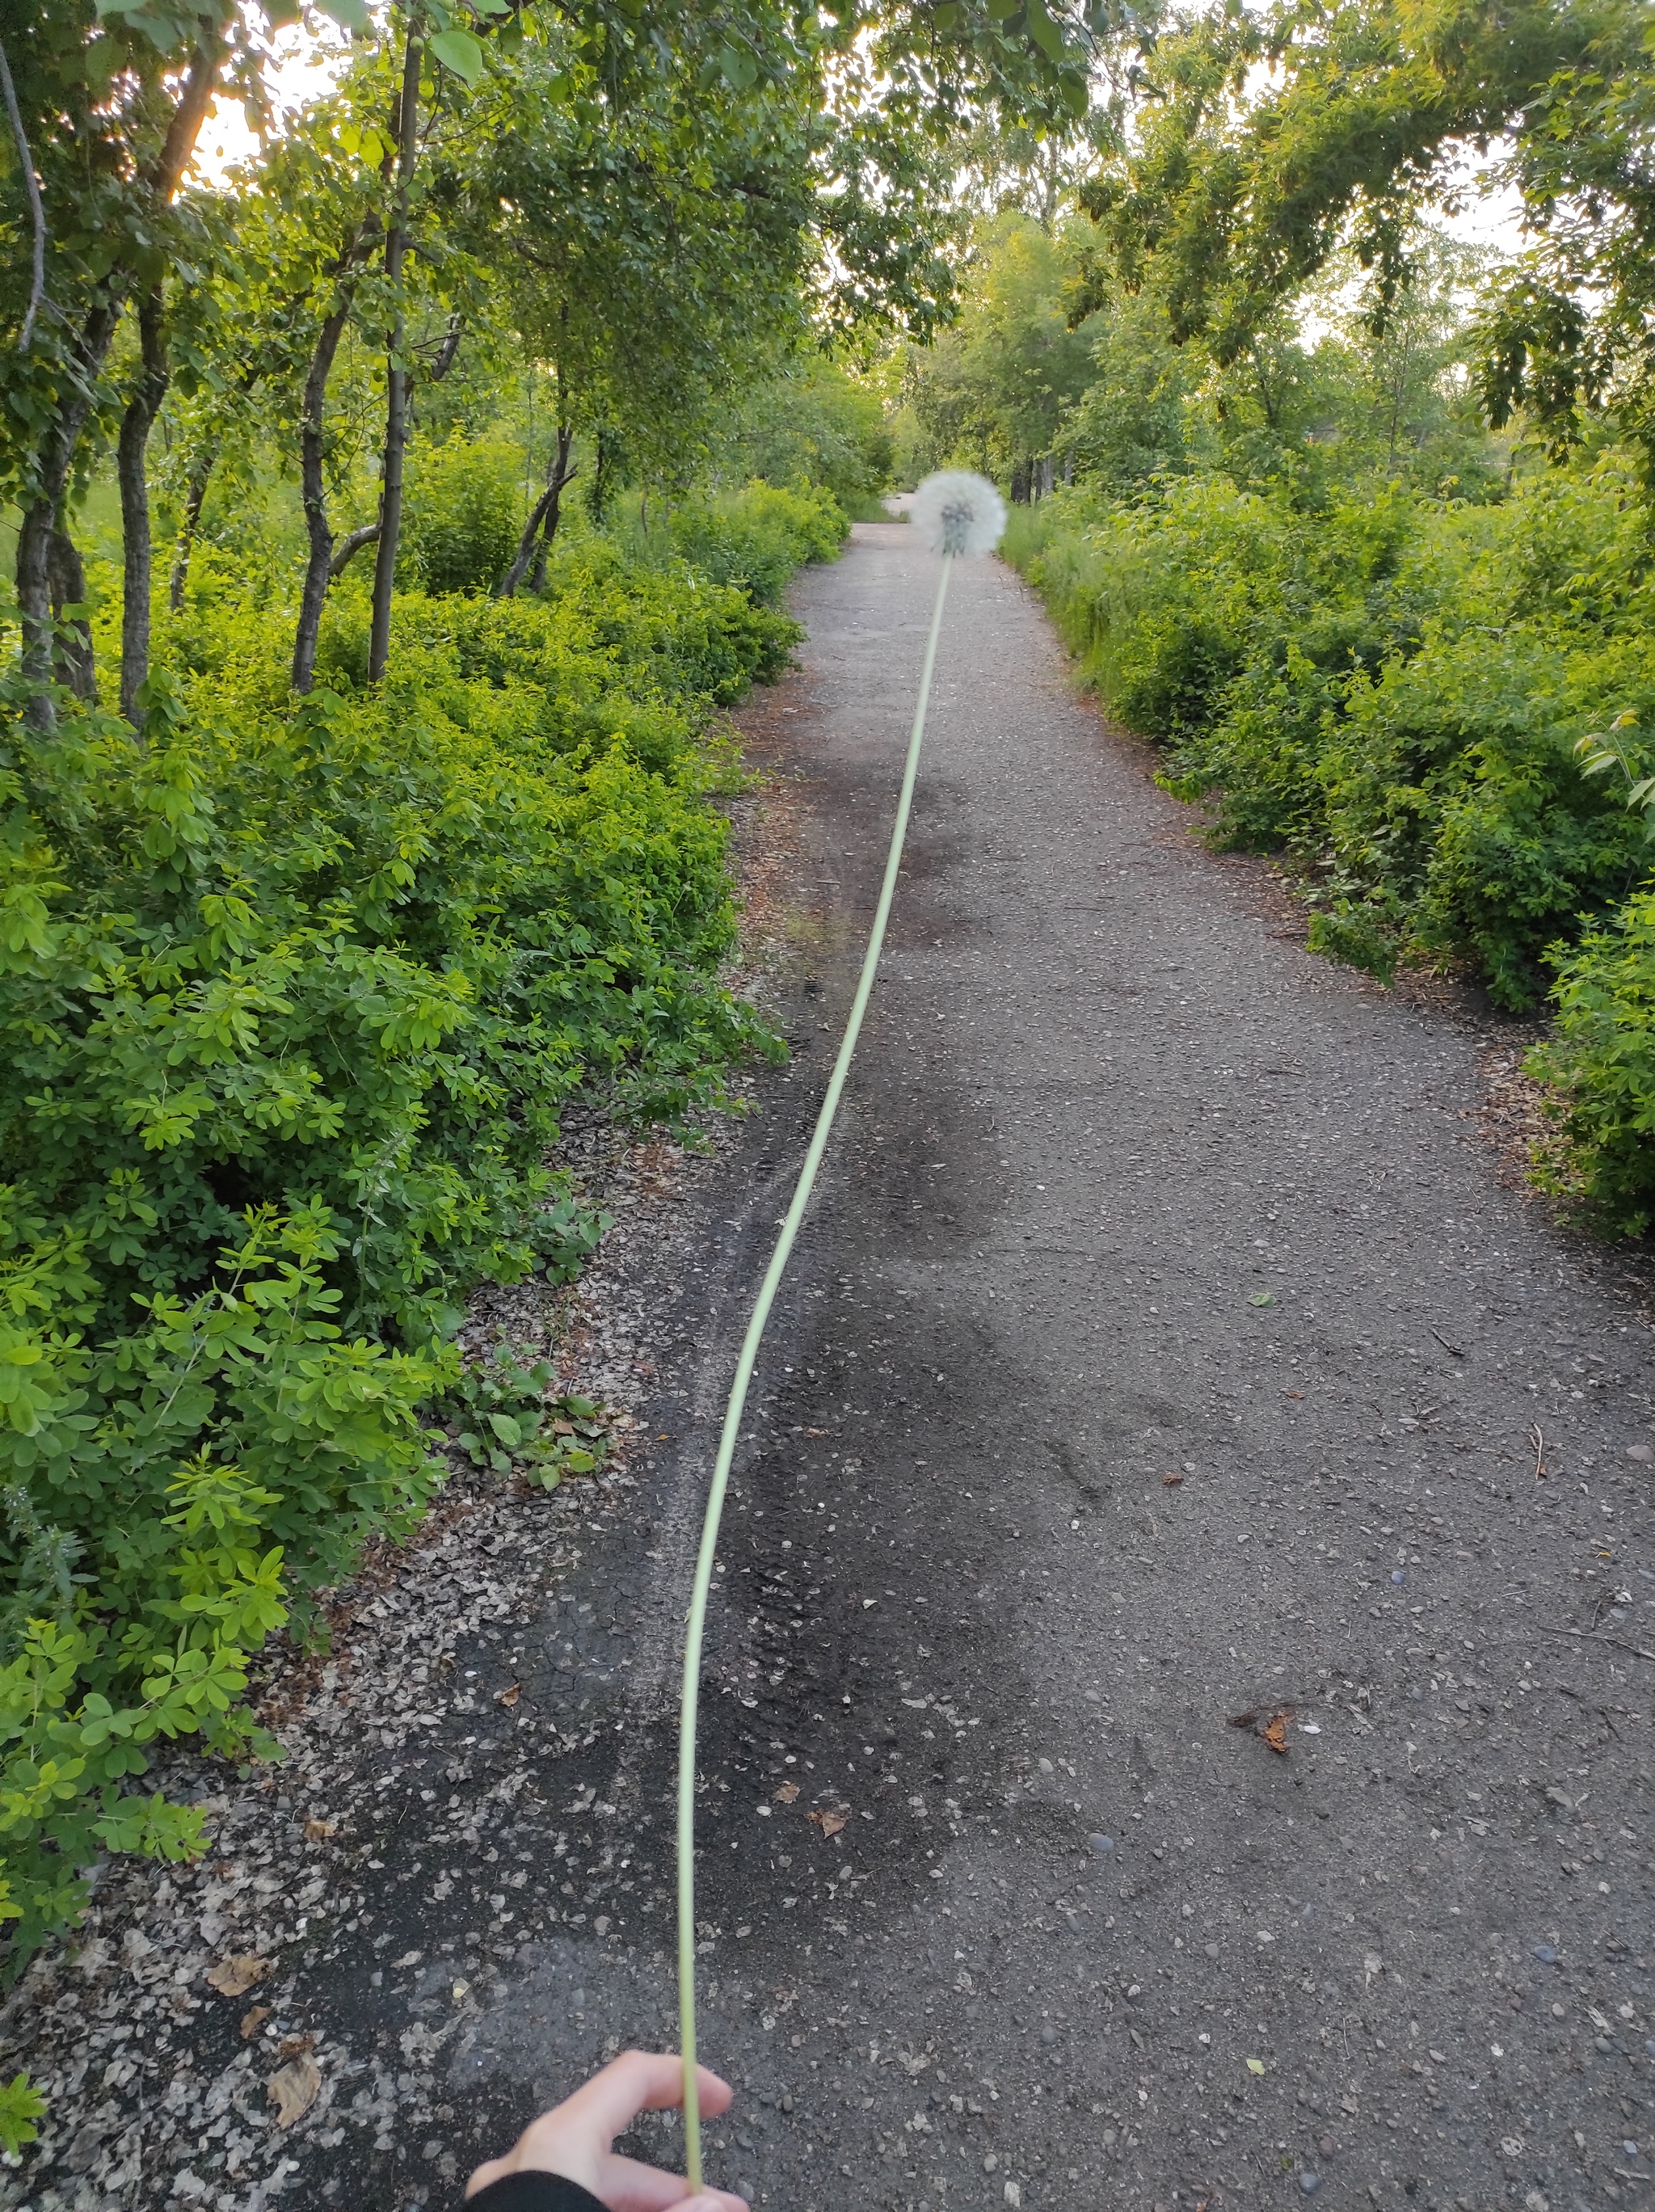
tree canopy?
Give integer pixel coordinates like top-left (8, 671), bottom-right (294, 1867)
top-left (1075, 0), bottom-right (1655, 478)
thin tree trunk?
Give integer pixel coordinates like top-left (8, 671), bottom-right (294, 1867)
top-left (169, 443), bottom-right (217, 611)
top-left (0, 34), bottom-right (47, 351)
top-left (119, 290), bottom-right (170, 722)
top-left (527, 425), bottom-right (577, 592)
top-left (291, 219), bottom-right (381, 695)
top-left (497, 426), bottom-right (576, 598)
top-left (367, 32), bottom-right (423, 687)
top-left (47, 525), bottom-right (95, 702)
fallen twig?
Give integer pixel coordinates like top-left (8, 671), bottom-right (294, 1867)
top-left (1536, 1625), bottom-right (1655, 1663)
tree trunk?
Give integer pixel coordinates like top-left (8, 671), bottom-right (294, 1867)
top-left (15, 295), bottom-right (121, 727)
top-left (11, 32), bottom-right (222, 731)
top-left (169, 444), bottom-right (217, 612)
top-left (291, 221), bottom-right (381, 695)
top-left (118, 290), bottom-right (170, 723)
top-left (48, 524), bottom-right (95, 703)
top-left (367, 32), bottom-right (423, 687)
top-left (498, 426), bottom-right (576, 599)
top-left (527, 426), bottom-right (578, 592)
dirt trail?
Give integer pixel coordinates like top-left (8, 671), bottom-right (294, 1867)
top-left (8, 522), bottom-right (1654, 2212)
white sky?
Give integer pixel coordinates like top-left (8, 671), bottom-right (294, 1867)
top-left (191, 33), bottom-right (342, 185)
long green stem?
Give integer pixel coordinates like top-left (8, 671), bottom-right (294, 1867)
top-left (677, 551), bottom-right (955, 2189)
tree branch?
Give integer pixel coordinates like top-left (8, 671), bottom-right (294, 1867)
top-left (329, 521), bottom-right (381, 579)
top-left (427, 314), bottom-right (464, 385)
top-left (0, 32), bottom-right (47, 349)
top-left (147, 26), bottom-right (227, 205)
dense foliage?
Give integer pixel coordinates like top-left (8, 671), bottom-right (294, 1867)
top-left (0, 480), bottom-right (845, 1995)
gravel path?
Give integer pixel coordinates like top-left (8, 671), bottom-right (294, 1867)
top-left (7, 522), bottom-right (1654, 2212)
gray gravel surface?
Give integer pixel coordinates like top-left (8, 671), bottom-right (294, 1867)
top-left (6, 522), bottom-right (1654, 2212)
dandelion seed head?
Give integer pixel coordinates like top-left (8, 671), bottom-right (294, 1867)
top-left (909, 470), bottom-right (1007, 559)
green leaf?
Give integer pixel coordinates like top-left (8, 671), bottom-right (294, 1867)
top-left (1025, 0), bottom-right (1065, 60)
top-left (314, 0), bottom-right (374, 29)
top-left (0, 2072), bottom-right (48, 2156)
top-left (1248, 1291), bottom-right (1276, 1307)
top-left (429, 27), bottom-right (484, 79)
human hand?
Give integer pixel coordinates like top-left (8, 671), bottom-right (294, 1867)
top-left (464, 2049), bottom-right (748, 2212)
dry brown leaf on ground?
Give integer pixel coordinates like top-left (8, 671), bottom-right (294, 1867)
top-left (267, 2054), bottom-right (322, 2127)
top-left (1161, 1473), bottom-right (1183, 1487)
top-left (1228, 1704), bottom-right (1295, 1754)
top-left (206, 1954), bottom-right (271, 1997)
top-left (303, 1816), bottom-right (337, 1841)
top-left (498, 1683), bottom-right (522, 1708)
top-left (773, 1781), bottom-right (800, 1804)
top-left (810, 1808), bottom-right (848, 1837)
top-left (240, 2005), bottom-right (272, 2041)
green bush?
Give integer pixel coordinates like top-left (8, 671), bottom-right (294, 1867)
top-left (621, 482), bottom-right (846, 609)
top-left (399, 434), bottom-right (526, 596)
top-left (1529, 882), bottom-right (1655, 1232)
top-left (1006, 452), bottom-right (1655, 1009)
top-left (0, 513), bottom-right (804, 1979)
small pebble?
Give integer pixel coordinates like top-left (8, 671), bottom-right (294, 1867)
top-left (1300, 2175), bottom-right (1323, 2196)
top-left (1089, 1834), bottom-right (1115, 1856)
top-left (1040, 2024), bottom-right (1058, 2045)
top-left (1318, 2138), bottom-right (1337, 2160)
top-left (1626, 1444), bottom-right (1653, 1461)
top-left (1623, 2142), bottom-right (1638, 2159)
top-left (1533, 1944), bottom-right (1558, 1965)
top-left (1391, 1569), bottom-right (1407, 1586)
top-left (736, 2186), bottom-right (754, 2206)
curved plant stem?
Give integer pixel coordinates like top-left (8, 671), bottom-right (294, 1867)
top-left (676, 548), bottom-right (955, 2189)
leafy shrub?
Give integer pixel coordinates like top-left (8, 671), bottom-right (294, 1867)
top-left (625, 482), bottom-right (846, 609)
top-left (1007, 451), bottom-right (1655, 1009)
top-left (399, 435), bottom-right (526, 596)
top-left (1529, 884), bottom-right (1655, 1232)
top-left (0, 508), bottom-right (805, 1978)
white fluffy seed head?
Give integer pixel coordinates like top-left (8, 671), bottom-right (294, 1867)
top-left (908, 470), bottom-right (1008, 558)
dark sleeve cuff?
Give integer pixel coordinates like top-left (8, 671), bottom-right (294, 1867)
top-left (465, 2174), bottom-right (611, 2212)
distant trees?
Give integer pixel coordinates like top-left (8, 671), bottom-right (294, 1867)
top-left (1076, 0), bottom-right (1655, 488)
top-left (1, 0), bottom-right (1116, 717)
